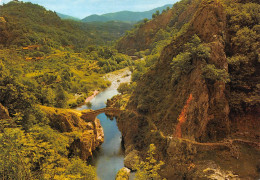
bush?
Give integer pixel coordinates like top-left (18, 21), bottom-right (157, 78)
top-left (133, 144), bottom-right (164, 180)
top-left (171, 52), bottom-right (193, 82)
top-left (202, 64), bottom-right (230, 83)
top-left (66, 158), bottom-right (96, 180)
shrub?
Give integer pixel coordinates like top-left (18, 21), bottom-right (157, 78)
top-left (202, 64), bottom-right (230, 83)
top-left (171, 52), bottom-right (193, 82)
top-left (133, 144), bottom-right (164, 180)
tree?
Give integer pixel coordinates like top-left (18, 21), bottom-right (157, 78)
top-left (118, 83), bottom-right (131, 94)
top-left (202, 64), bottom-right (230, 83)
top-left (55, 85), bottom-right (67, 108)
top-left (134, 144), bottom-right (165, 180)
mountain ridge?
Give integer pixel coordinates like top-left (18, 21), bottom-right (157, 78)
top-left (82, 4), bottom-right (173, 22)
top-left (56, 12), bottom-right (80, 21)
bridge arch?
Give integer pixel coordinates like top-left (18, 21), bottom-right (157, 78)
top-left (81, 107), bottom-right (123, 121)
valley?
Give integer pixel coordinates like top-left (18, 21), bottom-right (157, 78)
top-left (0, 0), bottom-right (259, 180)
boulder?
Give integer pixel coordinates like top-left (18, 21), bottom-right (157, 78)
top-left (124, 150), bottom-right (140, 170)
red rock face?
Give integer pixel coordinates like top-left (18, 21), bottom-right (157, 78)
top-left (175, 94), bottom-right (193, 138)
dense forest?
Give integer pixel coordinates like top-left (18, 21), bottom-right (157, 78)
top-left (0, 0), bottom-right (259, 179)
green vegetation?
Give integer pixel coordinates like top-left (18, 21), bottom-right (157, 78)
top-left (202, 64), bottom-right (230, 83)
top-left (224, 0), bottom-right (260, 113)
top-left (0, 1), bottom-right (134, 109)
top-left (171, 35), bottom-right (220, 83)
top-left (118, 82), bottom-right (136, 95)
top-left (133, 144), bottom-right (165, 180)
top-left (0, 126), bottom-right (96, 179)
top-left (0, 1), bottom-right (133, 48)
top-left (0, 1), bottom-right (135, 179)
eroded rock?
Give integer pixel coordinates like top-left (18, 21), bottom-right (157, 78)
top-left (40, 106), bottom-right (104, 160)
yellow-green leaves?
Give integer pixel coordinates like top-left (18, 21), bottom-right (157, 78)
top-left (134, 144), bottom-right (165, 180)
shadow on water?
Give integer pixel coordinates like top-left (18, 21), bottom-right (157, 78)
top-left (77, 89), bottom-right (124, 180)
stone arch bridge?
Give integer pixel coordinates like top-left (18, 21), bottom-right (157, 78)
top-left (81, 107), bottom-right (123, 121)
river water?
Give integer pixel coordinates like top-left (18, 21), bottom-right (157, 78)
top-left (76, 68), bottom-right (131, 180)
top-left (77, 88), bottom-right (124, 180)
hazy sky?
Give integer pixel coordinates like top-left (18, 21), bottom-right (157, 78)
top-left (0, 0), bottom-right (178, 19)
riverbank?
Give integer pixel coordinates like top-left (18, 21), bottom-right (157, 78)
top-left (104, 67), bottom-right (132, 90)
top-left (85, 90), bottom-right (99, 103)
top-left (84, 68), bottom-right (132, 103)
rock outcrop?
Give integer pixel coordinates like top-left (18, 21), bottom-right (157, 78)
top-left (115, 0), bottom-right (260, 179)
top-left (124, 149), bottom-right (140, 170)
top-left (40, 106), bottom-right (104, 160)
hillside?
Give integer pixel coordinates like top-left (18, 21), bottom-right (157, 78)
top-left (116, 0), bottom-right (201, 54)
top-left (112, 0), bottom-right (260, 179)
top-left (57, 12), bottom-right (80, 21)
top-left (82, 4), bottom-right (173, 22)
top-left (0, 1), bottom-right (133, 48)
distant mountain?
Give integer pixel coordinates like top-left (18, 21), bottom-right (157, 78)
top-left (0, 1), bottom-right (134, 48)
top-left (56, 12), bottom-right (80, 21)
top-left (82, 4), bottom-right (173, 22)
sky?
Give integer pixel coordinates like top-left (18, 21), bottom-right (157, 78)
top-left (0, 0), bottom-right (178, 19)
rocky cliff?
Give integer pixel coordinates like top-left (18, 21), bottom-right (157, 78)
top-left (114, 0), bottom-right (260, 179)
top-left (40, 106), bottom-right (104, 160)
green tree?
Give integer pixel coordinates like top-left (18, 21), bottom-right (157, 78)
top-left (202, 64), bottom-right (230, 83)
top-left (118, 83), bottom-right (131, 94)
top-left (55, 85), bottom-right (68, 108)
top-left (134, 144), bottom-right (165, 180)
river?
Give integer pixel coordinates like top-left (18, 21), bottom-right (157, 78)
top-left (77, 68), bottom-right (131, 180)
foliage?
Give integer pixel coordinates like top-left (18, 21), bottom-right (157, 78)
top-left (224, 1), bottom-right (260, 113)
top-left (171, 35), bottom-right (211, 82)
top-left (0, 127), bottom-right (97, 179)
top-left (0, 2), bottom-right (133, 48)
top-left (65, 158), bottom-right (96, 180)
top-left (171, 52), bottom-right (192, 82)
top-left (202, 64), bottom-right (230, 83)
top-left (133, 144), bottom-right (165, 180)
top-left (118, 82), bottom-right (136, 95)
